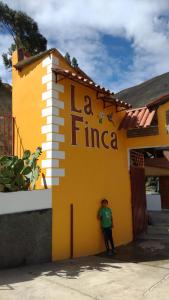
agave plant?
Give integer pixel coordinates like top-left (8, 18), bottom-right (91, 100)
top-left (0, 147), bottom-right (42, 192)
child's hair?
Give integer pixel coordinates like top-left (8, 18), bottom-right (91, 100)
top-left (101, 199), bottom-right (108, 205)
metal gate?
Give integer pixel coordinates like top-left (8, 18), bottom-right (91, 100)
top-left (130, 151), bottom-right (147, 239)
top-left (0, 115), bottom-right (24, 157)
top-left (0, 115), bottom-right (13, 156)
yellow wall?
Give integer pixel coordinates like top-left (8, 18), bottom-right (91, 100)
top-left (12, 50), bottom-right (133, 260)
top-left (52, 78), bottom-right (133, 260)
top-left (12, 52), bottom-right (47, 187)
top-left (12, 48), bottom-right (169, 261)
top-left (12, 50), bottom-right (75, 188)
top-left (126, 102), bottom-right (169, 150)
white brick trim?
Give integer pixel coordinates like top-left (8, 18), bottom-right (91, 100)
top-left (41, 124), bottom-right (59, 134)
top-left (41, 177), bottom-right (59, 186)
top-left (42, 90), bottom-right (59, 101)
top-left (51, 56), bottom-right (59, 65)
top-left (46, 63), bottom-right (58, 74)
top-left (47, 82), bottom-right (64, 93)
top-left (42, 107), bottom-right (59, 117)
top-left (42, 142), bottom-right (59, 151)
top-left (41, 53), bottom-right (65, 187)
top-left (42, 159), bottom-right (59, 168)
top-left (46, 64), bottom-right (52, 74)
top-left (46, 168), bottom-right (65, 177)
top-left (42, 56), bottom-right (52, 67)
top-left (46, 150), bottom-right (65, 159)
top-left (42, 55), bottom-right (59, 68)
top-left (46, 133), bottom-right (65, 142)
top-left (47, 116), bottom-right (64, 126)
top-left (42, 73), bottom-right (56, 84)
top-left (46, 98), bottom-right (64, 109)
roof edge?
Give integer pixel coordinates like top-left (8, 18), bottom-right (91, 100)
top-left (53, 67), bottom-right (131, 109)
top-left (14, 48), bottom-right (63, 70)
top-left (147, 93), bottom-right (169, 108)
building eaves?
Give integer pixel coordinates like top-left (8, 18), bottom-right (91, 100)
top-left (52, 68), bottom-right (131, 109)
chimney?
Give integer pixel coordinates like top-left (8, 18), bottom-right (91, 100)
top-left (17, 48), bottom-right (25, 61)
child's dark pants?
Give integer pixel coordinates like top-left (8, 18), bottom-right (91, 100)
top-left (102, 227), bottom-right (115, 251)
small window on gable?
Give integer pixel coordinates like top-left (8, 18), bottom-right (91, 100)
top-left (166, 110), bottom-right (169, 133)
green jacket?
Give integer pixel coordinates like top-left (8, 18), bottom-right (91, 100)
top-left (99, 207), bottom-right (112, 228)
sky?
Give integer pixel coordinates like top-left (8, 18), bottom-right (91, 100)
top-left (1, 0), bottom-right (169, 92)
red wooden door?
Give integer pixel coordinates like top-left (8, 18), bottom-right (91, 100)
top-left (159, 177), bottom-right (169, 209)
top-left (130, 166), bottom-right (147, 239)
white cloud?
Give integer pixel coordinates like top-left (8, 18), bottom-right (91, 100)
top-left (1, 0), bottom-right (169, 91)
top-left (0, 34), bottom-right (12, 83)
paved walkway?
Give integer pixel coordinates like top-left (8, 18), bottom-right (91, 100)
top-left (1, 246), bottom-right (169, 300)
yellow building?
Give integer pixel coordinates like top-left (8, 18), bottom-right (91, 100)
top-left (119, 95), bottom-right (169, 238)
top-left (12, 49), bottom-right (169, 260)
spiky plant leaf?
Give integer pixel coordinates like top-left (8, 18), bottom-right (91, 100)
top-left (22, 150), bottom-right (31, 160)
top-left (13, 159), bottom-right (24, 174)
top-left (22, 166), bottom-right (32, 175)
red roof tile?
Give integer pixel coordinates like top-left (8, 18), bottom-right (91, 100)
top-left (119, 107), bottom-right (156, 130)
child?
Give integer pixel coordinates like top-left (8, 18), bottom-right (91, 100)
top-left (98, 199), bottom-right (116, 254)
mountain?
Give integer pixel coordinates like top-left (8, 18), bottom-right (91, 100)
top-left (116, 72), bottom-right (169, 108)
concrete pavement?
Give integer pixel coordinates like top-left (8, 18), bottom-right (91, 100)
top-left (1, 253), bottom-right (169, 300)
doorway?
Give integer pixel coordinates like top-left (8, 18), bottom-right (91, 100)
top-left (159, 177), bottom-right (169, 209)
top-left (130, 150), bottom-right (147, 240)
top-left (130, 147), bottom-right (169, 240)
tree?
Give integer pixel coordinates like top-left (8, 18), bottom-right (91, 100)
top-left (65, 52), bottom-right (71, 65)
top-left (72, 57), bottom-right (78, 68)
top-left (0, 1), bottom-right (47, 68)
top-left (2, 43), bottom-right (16, 69)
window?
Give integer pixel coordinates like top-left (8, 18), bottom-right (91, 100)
top-left (166, 110), bottom-right (169, 133)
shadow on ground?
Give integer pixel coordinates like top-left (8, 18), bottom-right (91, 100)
top-left (0, 256), bottom-right (123, 290)
top-left (1, 238), bottom-right (169, 290)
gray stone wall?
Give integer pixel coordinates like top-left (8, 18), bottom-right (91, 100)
top-left (0, 209), bottom-right (52, 269)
